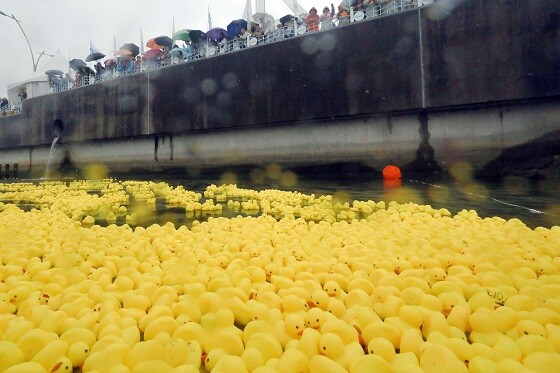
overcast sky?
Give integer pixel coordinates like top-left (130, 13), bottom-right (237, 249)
top-left (0, 0), bottom-right (320, 98)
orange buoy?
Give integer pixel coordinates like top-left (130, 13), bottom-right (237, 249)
top-left (382, 165), bottom-right (401, 180)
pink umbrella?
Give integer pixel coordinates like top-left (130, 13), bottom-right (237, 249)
top-left (144, 48), bottom-right (164, 61)
top-left (104, 58), bottom-right (117, 67)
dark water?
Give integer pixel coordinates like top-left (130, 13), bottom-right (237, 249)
top-left (4, 173), bottom-right (559, 229)
top-left (141, 173), bottom-right (559, 229)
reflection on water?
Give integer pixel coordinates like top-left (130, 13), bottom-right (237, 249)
top-left (110, 172), bottom-right (559, 229)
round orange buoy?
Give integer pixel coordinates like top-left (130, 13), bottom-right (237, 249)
top-left (382, 165), bottom-right (401, 180)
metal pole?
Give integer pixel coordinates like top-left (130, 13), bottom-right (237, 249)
top-left (0, 11), bottom-right (38, 72)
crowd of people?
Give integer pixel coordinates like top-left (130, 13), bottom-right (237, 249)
top-left (8, 0), bottom-right (418, 100)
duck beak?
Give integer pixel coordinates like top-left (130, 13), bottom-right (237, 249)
top-left (201, 354), bottom-right (207, 364)
top-left (51, 362), bottom-right (63, 373)
top-left (307, 301), bottom-right (316, 309)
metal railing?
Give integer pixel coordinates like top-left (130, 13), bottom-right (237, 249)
top-left (5, 0), bottom-right (421, 105)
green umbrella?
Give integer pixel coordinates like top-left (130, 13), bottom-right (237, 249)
top-left (173, 29), bottom-right (191, 42)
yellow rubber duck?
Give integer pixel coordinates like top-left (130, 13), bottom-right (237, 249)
top-left (3, 362), bottom-right (48, 373)
top-left (309, 354), bottom-right (347, 373)
top-left (318, 333), bottom-right (364, 370)
top-left (275, 349), bottom-right (309, 372)
top-left (245, 332), bottom-right (283, 362)
top-left (17, 329), bottom-right (59, 361)
top-left (163, 339), bottom-right (201, 368)
top-left (0, 341), bottom-right (26, 371)
top-left (241, 347), bottom-right (264, 372)
top-left (420, 343), bottom-right (468, 373)
top-left (31, 339), bottom-right (69, 371)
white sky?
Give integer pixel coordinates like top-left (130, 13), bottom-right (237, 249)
top-left (0, 0), bottom-right (320, 98)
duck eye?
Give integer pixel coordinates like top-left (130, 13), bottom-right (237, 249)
top-left (323, 346), bottom-right (326, 350)
top-left (316, 319), bottom-right (319, 322)
top-left (524, 331), bottom-right (528, 335)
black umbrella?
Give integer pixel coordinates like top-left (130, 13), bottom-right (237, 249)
top-left (85, 52), bottom-right (106, 62)
top-left (45, 69), bottom-right (64, 76)
top-left (154, 36), bottom-right (173, 48)
top-left (120, 43), bottom-right (140, 57)
top-left (79, 66), bottom-right (95, 76)
top-left (69, 58), bottom-right (87, 71)
top-left (280, 14), bottom-right (294, 25)
top-left (188, 30), bottom-right (207, 44)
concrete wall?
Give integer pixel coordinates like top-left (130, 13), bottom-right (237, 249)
top-left (0, 0), bottom-right (559, 175)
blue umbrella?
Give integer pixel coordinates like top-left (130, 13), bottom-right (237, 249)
top-left (227, 19), bottom-right (248, 39)
top-left (206, 27), bottom-right (228, 43)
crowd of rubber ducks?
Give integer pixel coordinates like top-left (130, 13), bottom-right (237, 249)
top-left (0, 180), bottom-right (559, 372)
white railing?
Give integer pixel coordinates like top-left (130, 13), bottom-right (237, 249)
top-left (7, 0), bottom-right (420, 104)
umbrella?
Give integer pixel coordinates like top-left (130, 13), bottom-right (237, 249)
top-left (79, 66), bottom-right (95, 75)
top-left (173, 29), bottom-right (191, 41)
top-left (280, 14), bottom-right (294, 25)
top-left (170, 47), bottom-right (190, 57)
top-left (146, 38), bottom-right (164, 50)
top-left (206, 27), bottom-right (228, 42)
top-left (188, 30), bottom-right (207, 44)
top-left (253, 12), bottom-right (275, 31)
top-left (154, 36), bottom-right (173, 48)
top-left (227, 19), bottom-right (248, 38)
top-left (85, 52), bottom-right (106, 62)
top-left (45, 69), bottom-right (64, 76)
top-left (119, 43), bottom-right (140, 57)
top-left (104, 58), bottom-right (117, 67)
top-left (69, 58), bottom-right (87, 71)
top-left (114, 49), bottom-right (133, 56)
top-left (144, 48), bottom-right (163, 61)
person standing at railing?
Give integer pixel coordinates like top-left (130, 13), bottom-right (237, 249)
top-left (320, 6), bottom-right (334, 30)
top-left (61, 74), bottom-right (70, 90)
top-left (0, 97), bottom-right (8, 112)
top-left (306, 7), bottom-right (320, 31)
top-left (94, 62), bottom-right (105, 83)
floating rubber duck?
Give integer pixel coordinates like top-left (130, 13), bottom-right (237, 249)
top-left (0, 341), bottom-right (25, 371)
top-left (318, 332), bottom-right (364, 370)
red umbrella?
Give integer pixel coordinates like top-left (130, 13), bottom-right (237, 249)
top-left (144, 48), bottom-right (163, 60)
top-left (146, 38), bottom-right (164, 50)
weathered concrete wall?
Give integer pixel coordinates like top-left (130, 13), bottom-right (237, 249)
top-left (421, 0), bottom-right (560, 107)
top-left (0, 0), bottom-right (559, 176)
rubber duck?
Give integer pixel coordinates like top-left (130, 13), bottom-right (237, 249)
top-left (324, 280), bottom-right (347, 301)
top-left (17, 329), bottom-right (59, 361)
top-left (309, 355), bottom-right (347, 373)
top-left (388, 352), bottom-right (424, 372)
top-left (212, 355), bottom-right (249, 373)
top-left (318, 333), bottom-right (364, 370)
top-left (275, 349), bottom-right (309, 372)
top-left (296, 327), bottom-right (321, 359)
top-left (308, 290), bottom-right (330, 310)
top-left (305, 307), bottom-right (328, 331)
top-left (345, 289), bottom-right (372, 308)
top-left (367, 337), bottom-right (396, 362)
top-left (3, 362), bottom-right (48, 373)
top-left (281, 294), bottom-right (308, 318)
top-left (399, 328), bottom-right (425, 360)
top-left (203, 348), bottom-right (228, 372)
top-left (420, 343), bottom-right (468, 373)
top-left (0, 341), bottom-right (25, 371)
top-left (468, 355), bottom-right (498, 372)
top-left (205, 331), bottom-right (244, 356)
top-left (67, 342), bottom-right (90, 368)
top-left (28, 336), bottom-right (67, 370)
top-left (468, 310), bottom-right (503, 346)
top-left (245, 332), bottom-right (283, 362)
top-left (241, 347), bottom-right (264, 372)
top-left (162, 339), bottom-right (201, 368)
top-left (125, 340), bottom-right (165, 370)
